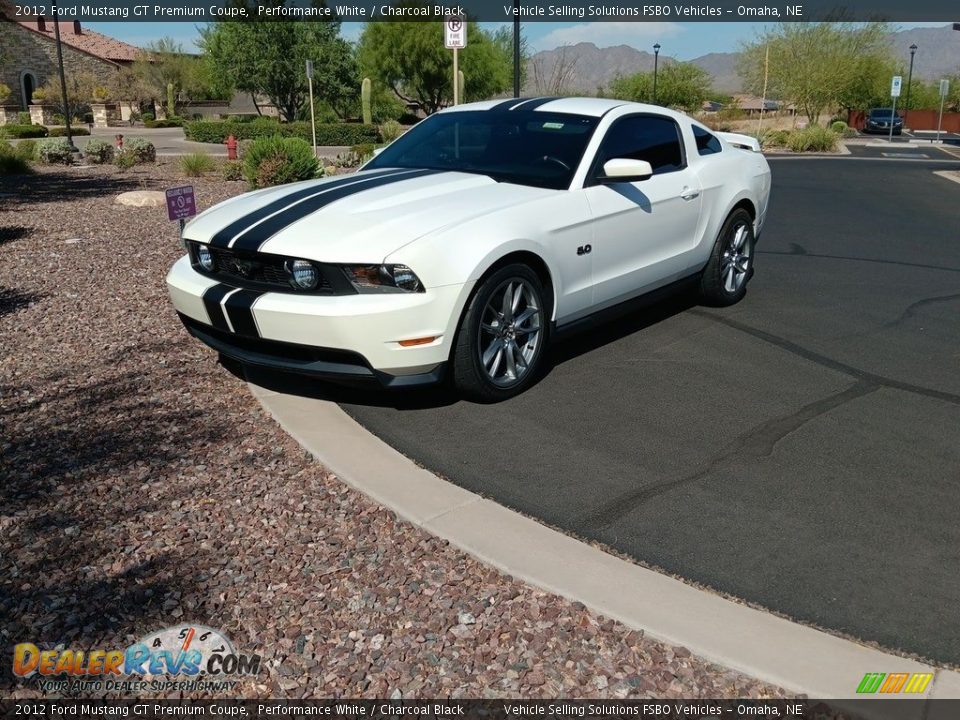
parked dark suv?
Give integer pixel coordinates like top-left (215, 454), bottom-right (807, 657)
top-left (863, 108), bottom-right (904, 135)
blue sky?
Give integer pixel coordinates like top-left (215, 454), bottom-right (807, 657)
top-left (84, 21), bottom-right (946, 57)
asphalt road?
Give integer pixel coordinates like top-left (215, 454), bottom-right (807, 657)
top-left (305, 155), bottom-right (960, 664)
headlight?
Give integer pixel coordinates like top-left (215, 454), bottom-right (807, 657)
top-left (342, 264), bottom-right (423, 293)
top-left (287, 259), bottom-right (318, 290)
top-left (197, 244), bottom-right (214, 271)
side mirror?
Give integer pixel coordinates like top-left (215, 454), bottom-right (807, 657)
top-left (598, 158), bottom-right (654, 183)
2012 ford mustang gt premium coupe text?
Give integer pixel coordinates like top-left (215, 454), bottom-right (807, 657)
top-left (167, 97), bottom-right (771, 401)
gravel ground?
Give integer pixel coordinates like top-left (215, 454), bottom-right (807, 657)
top-left (0, 162), bottom-right (792, 699)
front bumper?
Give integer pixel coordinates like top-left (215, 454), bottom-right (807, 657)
top-left (166, 255), bottom-right (473, 387)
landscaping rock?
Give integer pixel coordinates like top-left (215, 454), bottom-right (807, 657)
top-left (115, 190), bottom-right (166, 207)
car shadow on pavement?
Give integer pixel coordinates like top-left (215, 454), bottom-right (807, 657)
top-left (232, 288), bottom-right (699, 409)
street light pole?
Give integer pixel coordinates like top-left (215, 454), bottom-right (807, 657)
top-left (652, 43), bottom-right (661, 104)
top-left (905, 44), bottom-right (917, 112)
top-left (513, 0), bottom-right (520, 98)
top-left (51, 0), bottom-right (76, 153)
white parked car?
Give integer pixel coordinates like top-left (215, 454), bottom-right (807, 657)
top-left (167, 97), bottom-right (771, 401)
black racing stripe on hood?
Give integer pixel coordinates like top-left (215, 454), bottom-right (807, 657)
top-left (204, 168), bottom-right (411, 248)
top-left (230, 168), bottom-right (443, 253)
top-left (507, 97), bottom-right (561, 111)
top-left (488, 98), bottom-right (526, 111)
top-left (223, 289), bottom-right (264, 338)
top-left (201, 283), bottom-right (233, 332)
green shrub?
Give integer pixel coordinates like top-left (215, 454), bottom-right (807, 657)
top-left (379, 119), bottom-right (403, 143)
top-left (830, 120), bottom-right (848, 134)
top-left (0, 83), bottom-right (11, 105)
top-left (0, 152), bottom-right (32, 176)
top-left (0, 139), bottom-right (33, 175)
top-left (14, 139), bottom-right (37, 161)
top-left (351, 143), bottom-right (376, 162)
top-left (123, 137), bottom-right (156, 163)
top-left (0, 124), bottom-right (49, 139)
top-left (758, 129), bottom-right (791, 147)
top-left (145, 116), bottom-right (184, 129)
top-left (36, 137), bottom-right (74, 164)
top-left (114, 152), bottom-right (136, 171)
top-left (786, 125), bottom-right (838, 153)
top-left (180, 152), bottom-right (216, 177)
top-left (17, 111), bottom-right (31, 125)
top-left (222, 160), bottom-right (243, 181)
top-left (142, 111), bottom-right (155, 123)
top-left (185, 119), bottom-right (381, 146)
top-left (83, 138), bottom-right (115, 164)
top-left (242, 135), bottom-right (320, 188)
top-left (48, 126), bottom-right (90, 137)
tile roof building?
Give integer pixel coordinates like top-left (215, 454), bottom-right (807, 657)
top-left (0, 3), bottom-right (140, 109)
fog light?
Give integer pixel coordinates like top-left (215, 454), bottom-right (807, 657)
top-left (197, 244), bottom-right (214, 271)
top-left (289, 259), bottom-right (318, 290)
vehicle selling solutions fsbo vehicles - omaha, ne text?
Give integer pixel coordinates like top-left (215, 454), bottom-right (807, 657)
top-left (166, 97), bottom-right (772, 401)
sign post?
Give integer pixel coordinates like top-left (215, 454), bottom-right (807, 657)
top-left (166, 185), bottom-right (197, 244)
top-left (306, 60), bottom-right (317, 158)
top-left (889, 75), bottom-right (902, 143)
top-left (444, 16), bottom-right (466, 106)
top-left (937, 79), bottom-right (949, 143)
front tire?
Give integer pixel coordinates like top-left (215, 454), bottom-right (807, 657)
top-left (452, 264), bottom-right (549, 402)
top-left (699, 208), bottom-right (755, 307)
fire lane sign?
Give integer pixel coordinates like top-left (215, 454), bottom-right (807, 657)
top-left (444, 16), bottom-right (466, 49)
top-left (166, 186), bottom-right (197, 222)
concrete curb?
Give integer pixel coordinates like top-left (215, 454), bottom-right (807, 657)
top-left (250, 383), bottom-right (960, 711)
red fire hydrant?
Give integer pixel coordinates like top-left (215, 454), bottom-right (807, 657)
top-left (115, 134), bottom-right (123, 150)
top-left (225, 134), bottom-right (238, 161)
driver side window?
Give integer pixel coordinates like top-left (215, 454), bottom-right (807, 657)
top-left (594, 115), bottom-right (686, 178)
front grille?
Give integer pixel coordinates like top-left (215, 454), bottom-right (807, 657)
top-left (187, 243), bottom-right (354, 294)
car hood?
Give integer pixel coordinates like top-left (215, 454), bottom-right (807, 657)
top-left (183, 168), bottom-right (555, 263)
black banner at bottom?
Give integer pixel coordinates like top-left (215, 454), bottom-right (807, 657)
top-left (0, 700), bottom-right (954, 720)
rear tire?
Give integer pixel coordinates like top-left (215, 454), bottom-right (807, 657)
top-left (452, 264), bottom-right (549, 402)
top-left (699, 208), bottom-right (755, 307)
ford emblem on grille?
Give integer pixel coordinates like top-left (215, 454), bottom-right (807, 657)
top-left (231, 258), bottom-right (253, 277)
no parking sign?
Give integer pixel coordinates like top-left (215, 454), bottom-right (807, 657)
top-left (166, 185), bottom-right (196, 222)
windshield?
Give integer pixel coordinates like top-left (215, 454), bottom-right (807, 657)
top-left (364, 110), bottom-right (599, 190)
top-left (869, 108), bottom-right (900, 117)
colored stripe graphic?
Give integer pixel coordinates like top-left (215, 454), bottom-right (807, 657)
top-left (201, 283), bottom-right (233, 332)
top-left (880, 673), bottom-right (909, 693)
top-left (203, 168), bottom-right (410, 248)
top-left (230, 168), bottom-right (440, 252)
top-left (856, 672), bottom-right (933, 694)
top-left (903, 673), bottom-right (933, 693)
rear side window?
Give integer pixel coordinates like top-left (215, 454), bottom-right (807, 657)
top-left (693, 126), bottom-right (722, 155)
top-left (594, 115), bottom-right (685, 176)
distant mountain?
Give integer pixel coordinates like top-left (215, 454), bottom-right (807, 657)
top-left (524, 24), bottom-right (960, 97)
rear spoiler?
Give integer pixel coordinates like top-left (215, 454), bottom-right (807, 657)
top-left (717, 131), bottom-right (762, 152)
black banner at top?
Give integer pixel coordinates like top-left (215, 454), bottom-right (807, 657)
top-left (0, 700), bottom-right (954, 720)
top-left (3, 0), bottom-right (960, 22)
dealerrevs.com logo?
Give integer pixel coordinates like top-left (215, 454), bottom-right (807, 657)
top-left (13, 625), bottom-right (261, 693)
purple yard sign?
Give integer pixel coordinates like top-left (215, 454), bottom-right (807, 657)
top-left (166, 186), bottom-right (197, 222)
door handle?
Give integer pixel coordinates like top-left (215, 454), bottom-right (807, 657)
top-left (680, 187), bottom-right (700, 200)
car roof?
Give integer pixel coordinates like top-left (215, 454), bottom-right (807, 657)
top-left (438, 96), bottom-right (685, 119)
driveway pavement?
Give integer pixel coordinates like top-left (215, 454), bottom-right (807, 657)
top-left (337, 156), bottom-right (960, 666)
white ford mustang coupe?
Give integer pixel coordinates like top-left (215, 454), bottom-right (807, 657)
top-left (167, 97), bottom-right (771, 401)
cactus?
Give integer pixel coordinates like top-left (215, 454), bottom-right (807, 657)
top-left (361, 77), bottom-right (372, 125)
top-left (457, 70), bottom-right (465, 104)
top-left (167, 83), bottom-right (175, 118)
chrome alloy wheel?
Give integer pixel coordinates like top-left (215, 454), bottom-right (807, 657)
top-left (477, 279), bottom-right (543, 387)
top-left (721, 223), bottom-right (752, 293)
